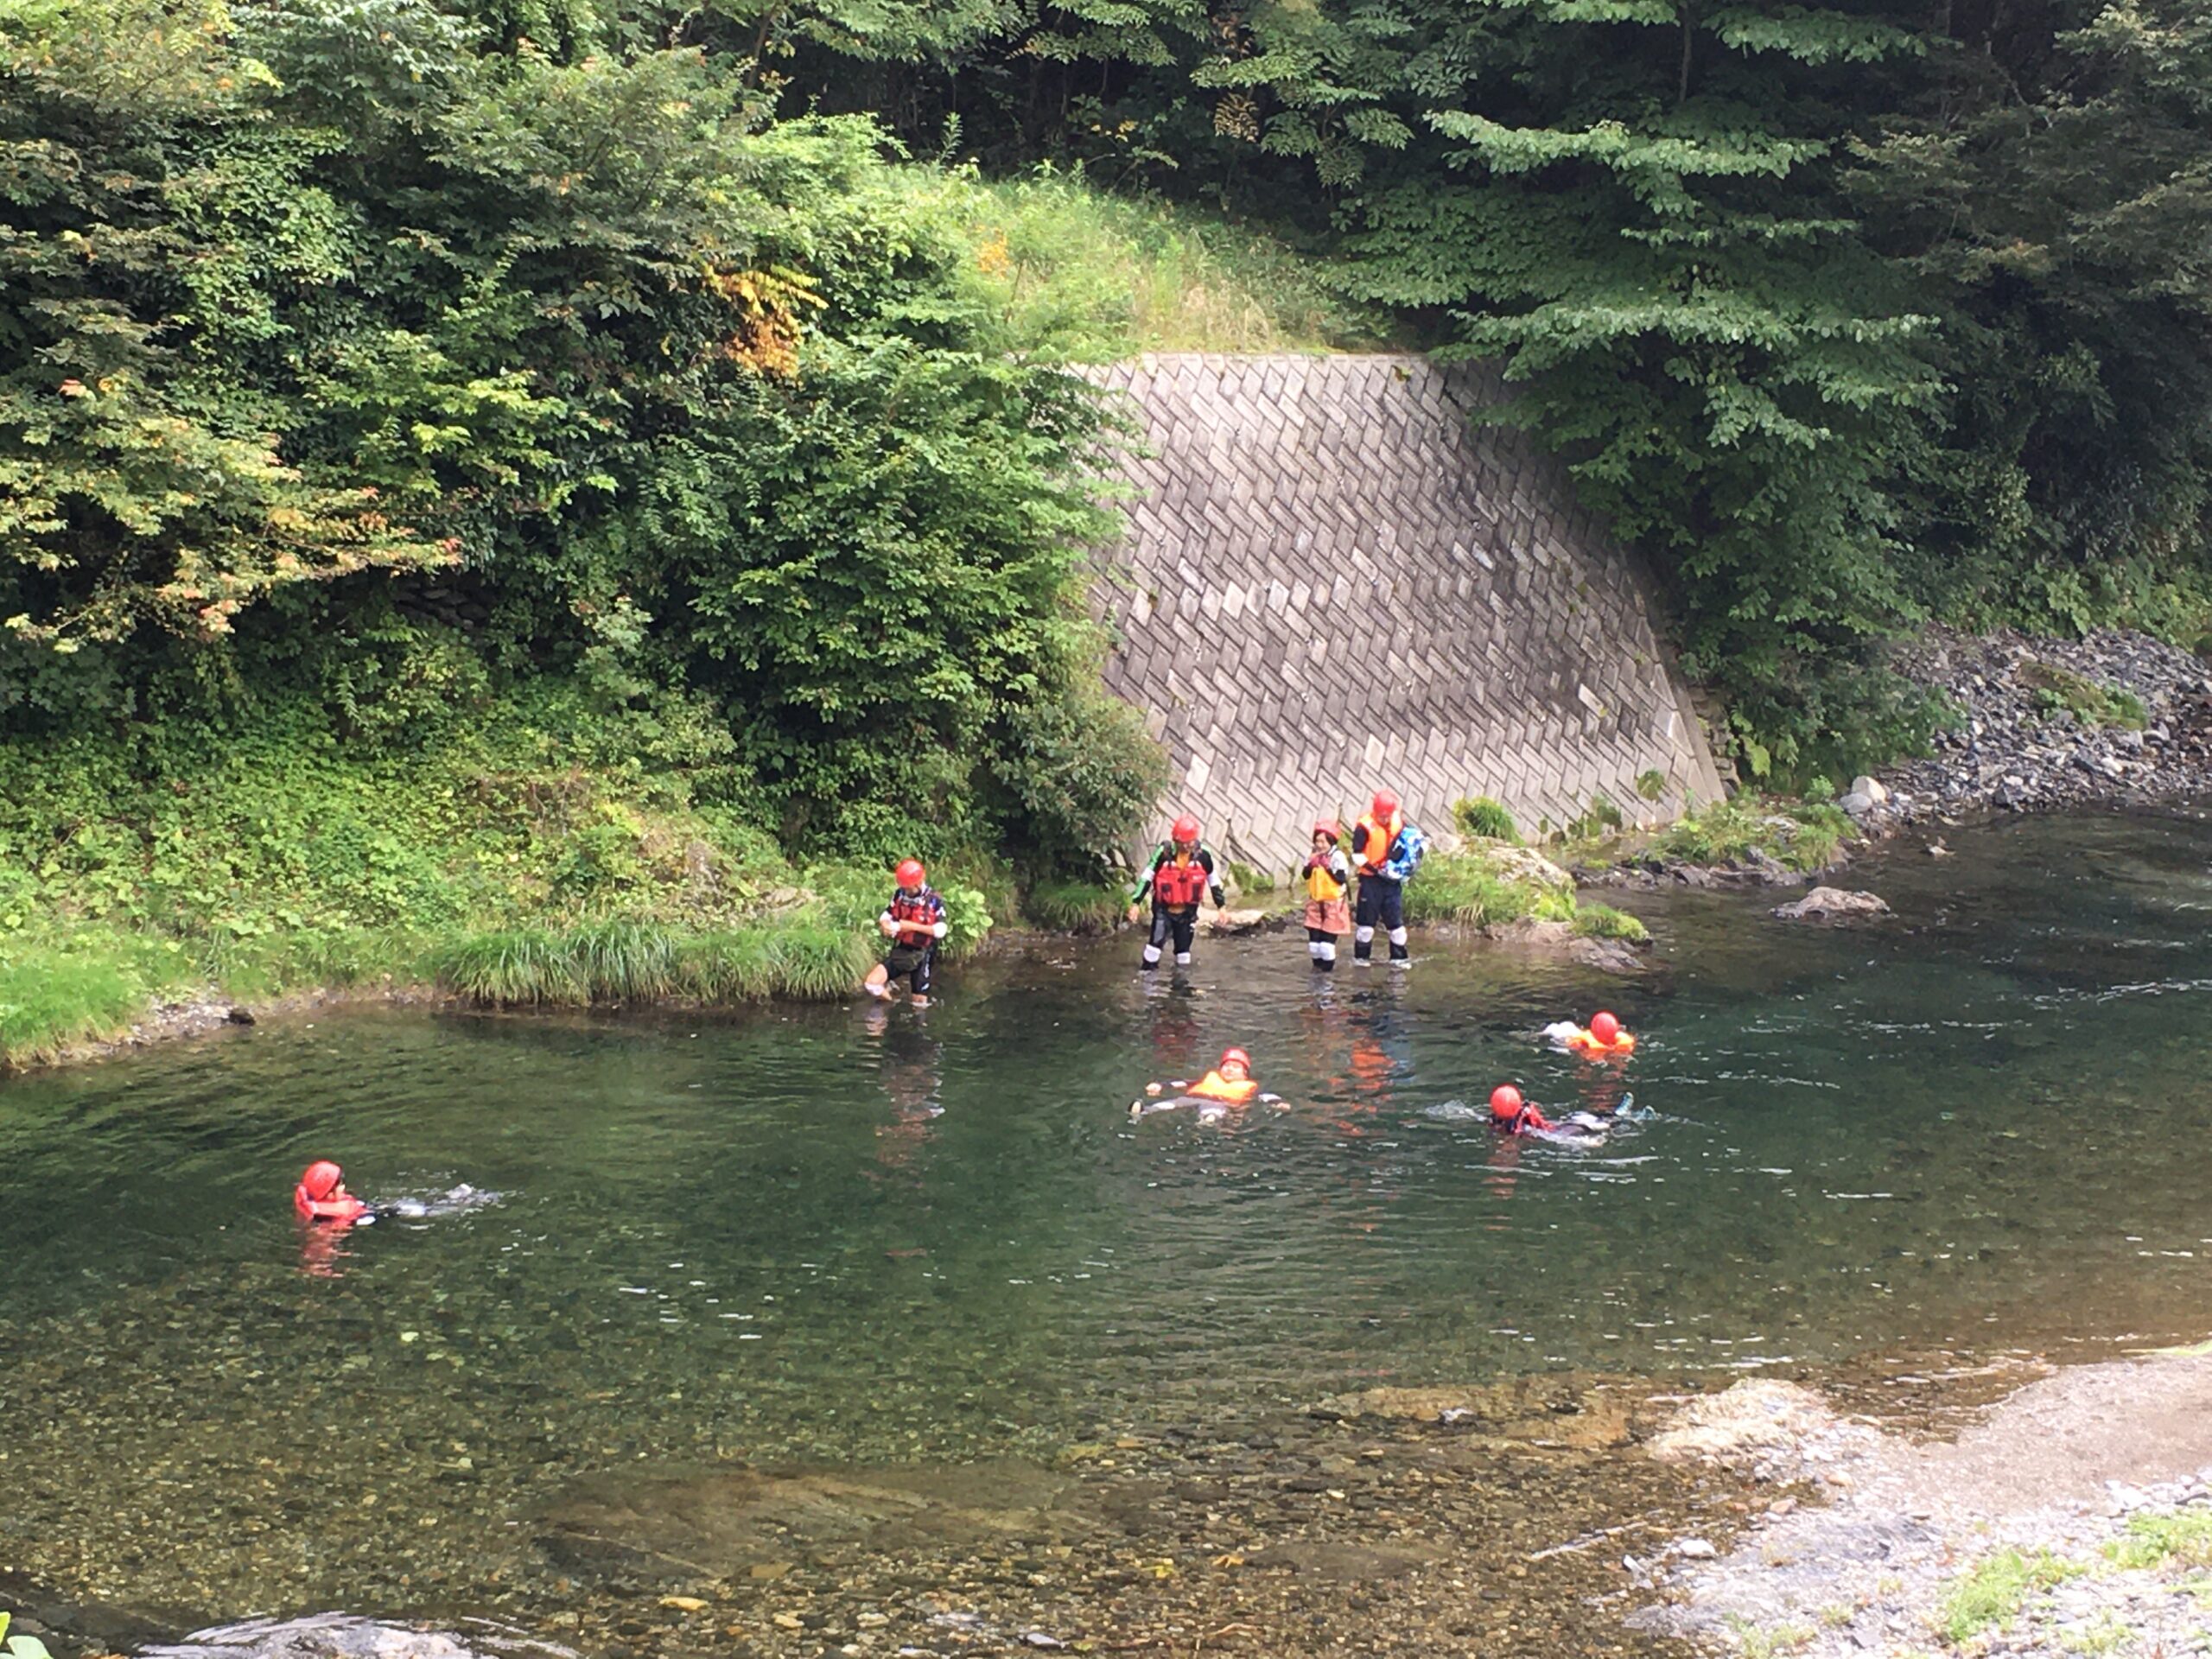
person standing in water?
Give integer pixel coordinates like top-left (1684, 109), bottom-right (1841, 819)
top-left (1128, 815), bottom-right (1224, 970)
top-left (1302, 818), bottom-right (1352, 971)
top-left (1351, 791), bottom-right (1426, 964)
top-left (865, 857), bottom-right (949, 1006)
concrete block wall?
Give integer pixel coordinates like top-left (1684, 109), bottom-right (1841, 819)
top-left (1088, 353), bottom-right (1726, 875)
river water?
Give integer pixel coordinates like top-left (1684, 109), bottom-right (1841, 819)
top-left (3, 809), bottom-right (2211, 1637)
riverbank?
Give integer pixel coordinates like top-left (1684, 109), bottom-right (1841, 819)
top-left (1867, 626), bottom-right (2212, 826)
top-left (0, 826), bottom-right (1635, 1076)
top-left (1637, 1344), bottom-right (2212, 1659)
top-left (20, 1344), bottom-right (2212, 1659)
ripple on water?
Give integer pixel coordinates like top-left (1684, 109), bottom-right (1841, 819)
top-left (3, 811), bottom-right (2212, 1628)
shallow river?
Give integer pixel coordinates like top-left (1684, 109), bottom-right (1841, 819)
top-left (4, 808), bottom-right (2212, 1633)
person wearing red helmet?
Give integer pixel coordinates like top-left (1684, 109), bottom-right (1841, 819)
top-left (294, 1160), bottom-right (372, 1226)
top-left (1302, 819), bottom-right (1352, 970)
top-left (865, 856), bottom-right (949, 1005)
top-left (1130, 1046), bottom-right (1281, 1119)
top-left (1127, 813), bottom-right (1223, 969)
top-left (1351, 790), bottom-right (1426, 964)
top-left (1487, 1085), bottom-right (1553, 1135)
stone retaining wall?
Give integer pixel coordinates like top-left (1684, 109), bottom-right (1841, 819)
top-left (1089, 353), bottom-right (1725, 874)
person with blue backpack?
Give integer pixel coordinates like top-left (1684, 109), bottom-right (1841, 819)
top-left (1351, 789), bottom-right (1425, 964)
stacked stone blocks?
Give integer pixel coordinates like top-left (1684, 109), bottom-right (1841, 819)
top-left (1089, 353), bottom-right (1726, 875)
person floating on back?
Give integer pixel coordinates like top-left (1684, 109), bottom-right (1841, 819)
top-left (1351, 791), bottom-right (1426, 964)
top-left (1543, 1008), bottom-right (1637, 1058)
top-left (295, 1160), bottom-right (371, 1225)
top-left (1303, 818), bottom-right (1352, 971)
top-left (865, 857), bottom-right (949, 1007)
top-left (1130, 1046), bottom-right (1283, 1119)
top-left (1128, 814), bottom-right (1223, 970)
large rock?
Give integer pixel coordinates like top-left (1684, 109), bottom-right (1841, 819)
top-left (1477, 844), bottom-right (1575, 893)
top-left (1645, 1380), bottom-right (1840, 1474)
top-left (1481, 917), bottom-right (1646, 974)
top-left (1772, 887), bottom-right (1891, 922)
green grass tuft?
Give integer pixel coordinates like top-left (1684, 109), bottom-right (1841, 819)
top-left (1453, 796), bottom-right (1522, 843)
top-left (2018, 659), bottom-right (2150, 730)
top-left (1573, 903), bottom-right (1649, 944)
top-left (2106, 1510), bottom-right (2212, 1570)
top-left (1649, 793), bottom-right (1855, 874)
top-left (1402, 847), bottom-right (1574, 928)
top-left (431, 930), bottom-right (586, 1005)
top-left (1023, 877), bottom-right (1128, 933)
top-left (906, 163), bottom-right (1397, 361)
top-left (1937, 1548), bottom-right (2082, 1644)
top-left (0, 938), bottom-right (177, 1068)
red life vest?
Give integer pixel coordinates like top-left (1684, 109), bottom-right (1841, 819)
top-left (890, 888), bottom-right (938, 946)
top-left (295, 1185), bottom-right (369, 1224)
top-left (1153, 853), bottom-right (1207, 909)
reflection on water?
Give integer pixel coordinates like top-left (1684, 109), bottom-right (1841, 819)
top-left (3, 805), bottom-right (2212, 1622)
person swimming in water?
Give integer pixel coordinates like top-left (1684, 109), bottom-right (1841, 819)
top-left (295, 1160), bottom-right (372, 1225)
top-left (294, 1161), bottom-right (499, 1225)
top-left (1487, 1085), bottom-right (1609, 1141)
top-left (1129, 1046), bottom-right (1285, 1119)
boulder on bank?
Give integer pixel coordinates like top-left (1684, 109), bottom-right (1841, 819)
top-left (1772, 887), bottom-right (1891, 922)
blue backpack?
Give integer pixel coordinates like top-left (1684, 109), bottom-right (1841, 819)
top-left (1384, 821), bottom-right (1427, 882)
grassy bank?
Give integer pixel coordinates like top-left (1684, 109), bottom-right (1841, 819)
top-left (1532, 791), bottom-right (1861, 880)
top-left (0, 684), bottom-right (1024, 1071)
top-left (910, 164), bottom-right (1397, 360)
top-left (1402, 843), bottom-right (1651, 944)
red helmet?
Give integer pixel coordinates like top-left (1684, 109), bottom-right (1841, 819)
top-left (895, 857), bottom-right (925, 888)
top-left (1488, 1085), bottom-right (1523, 1123)
top-left (1313, 818), bottom-right (1341, 842)
top-left (1171, 815), bottom-right (1201, 844)
top-left (1590, 1010), bottom-right (1621, 1046)
top-left (1371, 790), bottom-right (1399, 819)
top-left (299, 1160), bottom-right (344, 1200)
top-left (1220, 1046), bottom-right (1251, 1071)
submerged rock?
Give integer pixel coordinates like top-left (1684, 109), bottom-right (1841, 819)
top-left (1202, 907), bottom-right (1272, 934)
top-left (143, 1616), bottom-right (575, 1659)
top-left (1478, 918), bottom-right (1648, 973)
top-left (537, 1460), bottom-right (1109, 1581)
top-left (1771, 887), bottom-right (1891, 922)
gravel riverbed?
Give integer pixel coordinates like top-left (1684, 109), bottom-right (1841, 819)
top-left (1636, 1347), bottom-right (2212, 1659)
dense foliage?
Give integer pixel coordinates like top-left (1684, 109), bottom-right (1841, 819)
top-left (0, 0), bottom-right (1166, 863)
top-left (765, 0), bottom-right (2212, 774)
top-left (10, 0), bottom-right (2212, 808)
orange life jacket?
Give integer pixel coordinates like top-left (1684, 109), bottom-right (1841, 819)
top-left (1564, 1027), bottom-right (1636, 1058)
top-left (1154, 853), bottom-right (1207, 909)
top-left (1187, 1069), bottom-right (1257, 1104)
top-left (890, 887), bottom-right (939, 946)
top-left (1355, 812), bottom-right (1403, 876)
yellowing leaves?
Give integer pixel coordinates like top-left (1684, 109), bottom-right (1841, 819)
top-left (702, 264), bottom-right (825, 378)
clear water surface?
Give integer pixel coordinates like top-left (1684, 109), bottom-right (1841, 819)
top-left (4, 807), bottom-right (2212, 1620)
